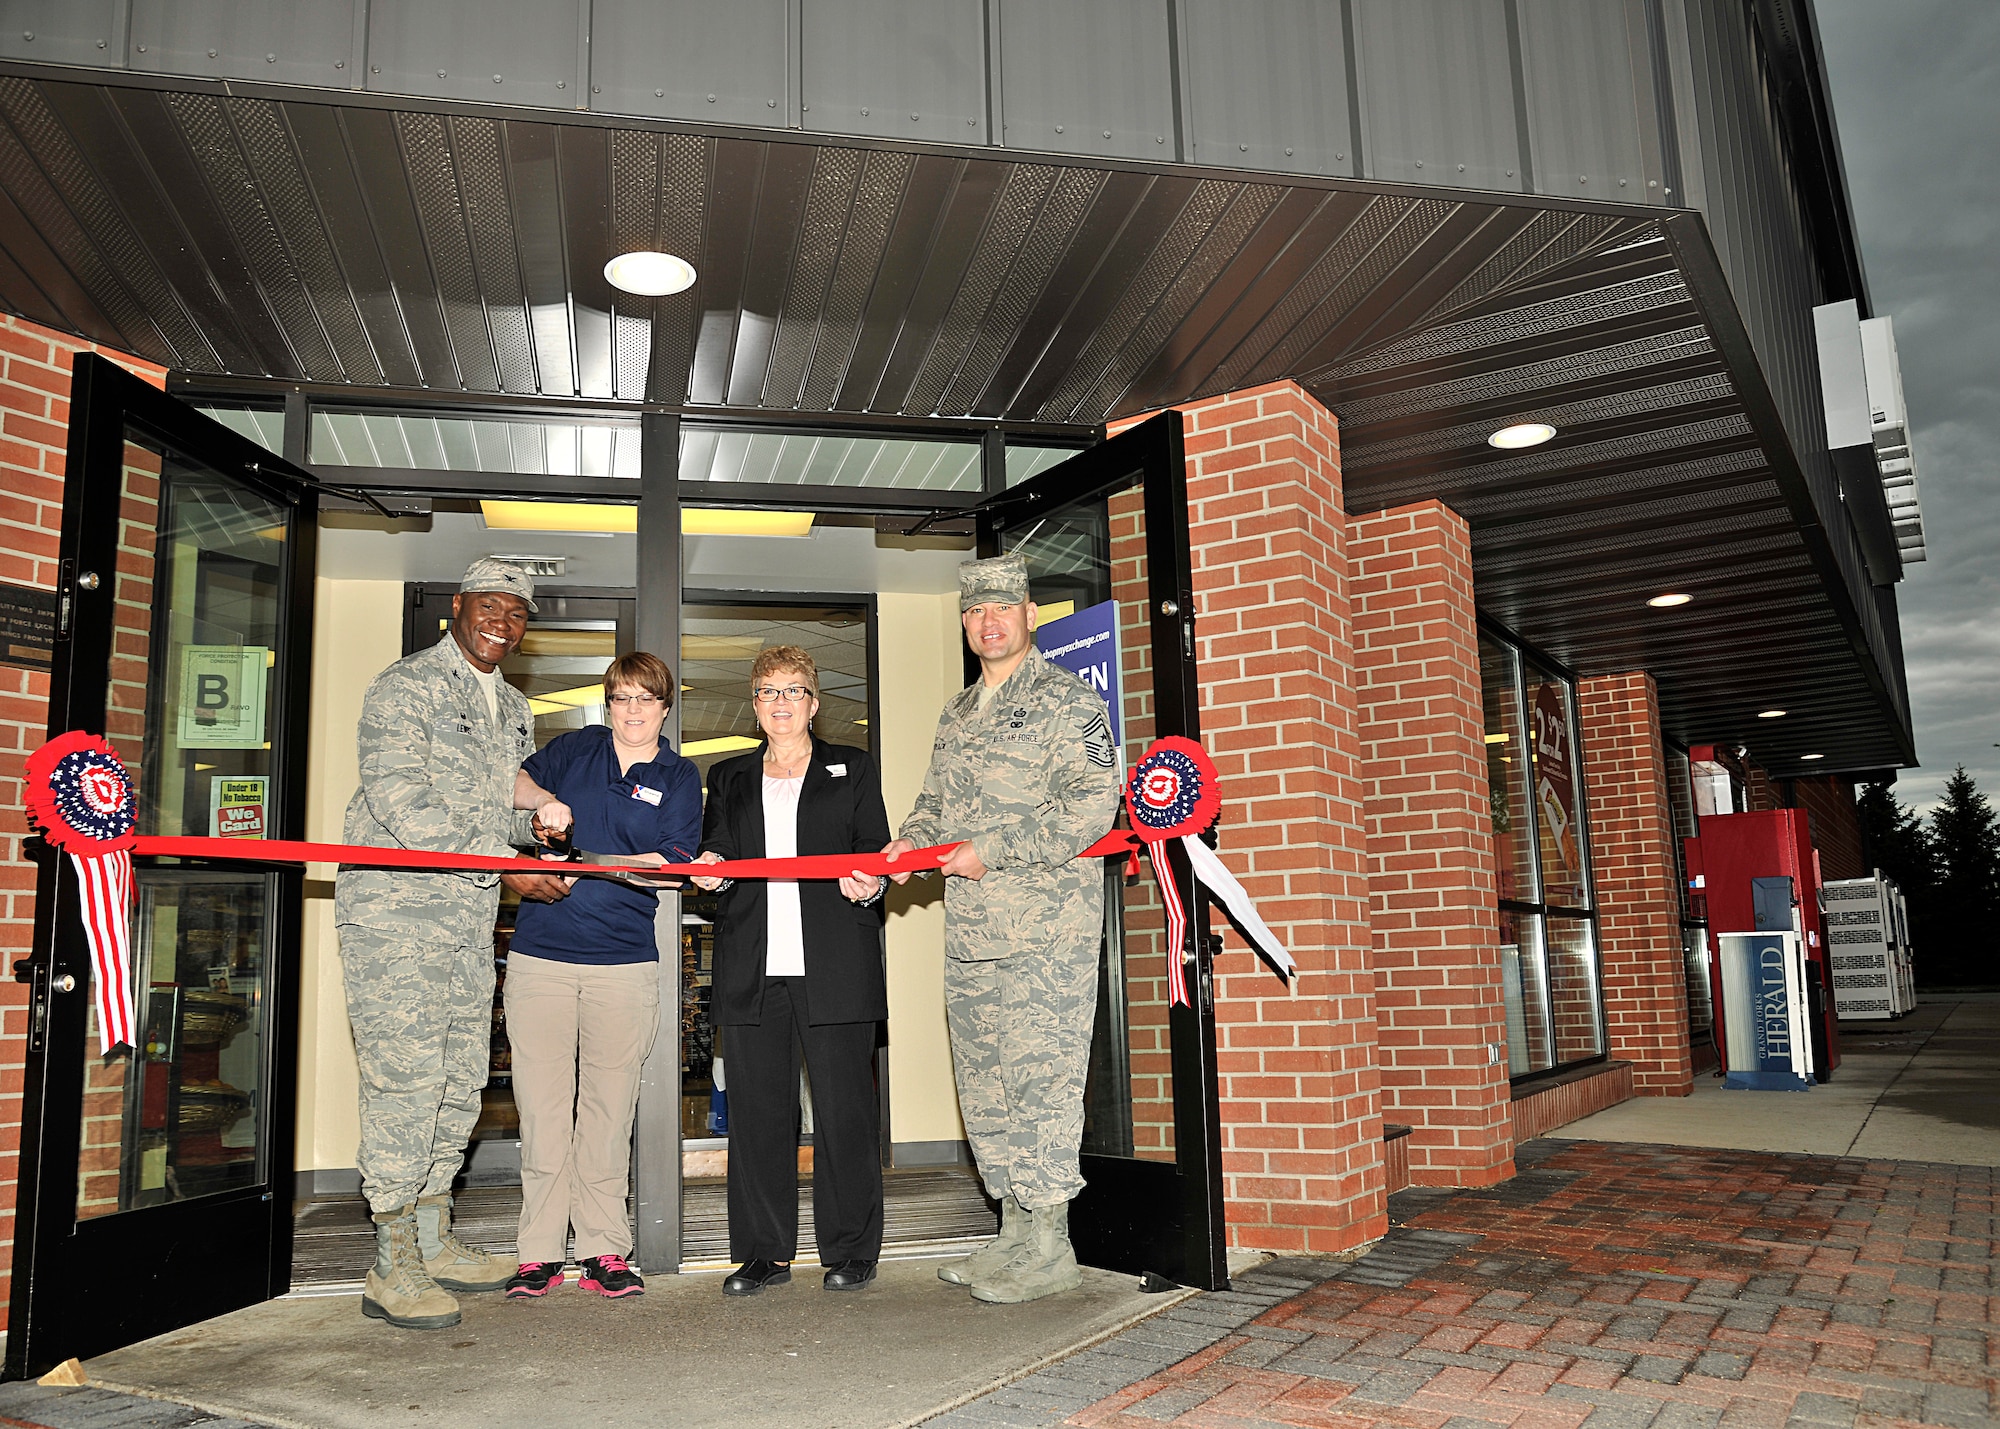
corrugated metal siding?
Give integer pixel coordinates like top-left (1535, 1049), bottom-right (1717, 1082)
top-left (1674, 0), bottom-right (1901, 724)
top-left (1352, 0), bottom-right (1524, 193)
top-left (1178, 0), bottom-right (1355, 177)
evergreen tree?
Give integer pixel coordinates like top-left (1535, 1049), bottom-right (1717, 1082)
top-left (1856, 780), bottom-right (1934, 903)
top-left (1923, 766), bottom-right (2000, 986)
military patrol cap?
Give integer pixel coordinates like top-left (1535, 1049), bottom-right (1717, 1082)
top-left (459, 556), bottom-right (539, 614)
top-left (959, 552), bottom-right (1031, 611)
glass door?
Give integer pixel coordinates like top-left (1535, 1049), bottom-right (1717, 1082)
top-left (6, 357), bottom-right (317, 1379)
top-left (973, 412), bottom-right (1226, 1292)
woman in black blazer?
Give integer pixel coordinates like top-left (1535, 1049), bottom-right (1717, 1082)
top-left (690, 644), bottom-right (892, 1295)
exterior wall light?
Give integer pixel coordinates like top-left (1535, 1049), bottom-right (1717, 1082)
top-left (1646, 592), bottom-right (1692, 607)
top-left (604, 250), bottom-right (697, 296)
top-left (1488, 422), bottom-right (1557, 449)
top-left (1758, 709), bottom-right (1787, 718)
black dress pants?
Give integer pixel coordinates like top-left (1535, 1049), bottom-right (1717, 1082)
top-left (724, 977), bottom-right (884, 1263)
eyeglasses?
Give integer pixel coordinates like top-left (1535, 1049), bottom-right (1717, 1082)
top-left (608, 693), bottom-right (663, 707)
top-left (752, 685), bottom-right (813, 703)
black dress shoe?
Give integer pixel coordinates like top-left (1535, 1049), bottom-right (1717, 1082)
top-left (823, 1259), bottom-right (878, 1291)
top-left (722, 1259), bottom-right (792, 1296)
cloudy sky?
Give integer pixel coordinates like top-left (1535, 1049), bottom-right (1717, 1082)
top-left (1816, 1), bottom-right (2000, 810)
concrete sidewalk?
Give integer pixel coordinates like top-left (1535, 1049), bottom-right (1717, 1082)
top-left (3, 998), bottom-right (1994, 1429)
top-left (1552, 996), bottom-right (2000, 1166)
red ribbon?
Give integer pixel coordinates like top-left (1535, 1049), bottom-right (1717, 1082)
top-left (129, 830), bottom-right (1143, 880)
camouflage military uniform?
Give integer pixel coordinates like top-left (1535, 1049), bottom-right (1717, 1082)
top-left (334, 633), bottom-right (535, 1215)
top-left (899, 644), bottom-right (1122, 1209)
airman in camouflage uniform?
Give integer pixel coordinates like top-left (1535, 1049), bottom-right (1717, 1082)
top-left (335, 557), bottom-right (564, 1330)
top-left (886, 552), bottom-right (1122, 1305)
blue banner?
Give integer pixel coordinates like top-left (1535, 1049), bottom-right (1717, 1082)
top-left (1037, 599), bottom-right (1121, 745)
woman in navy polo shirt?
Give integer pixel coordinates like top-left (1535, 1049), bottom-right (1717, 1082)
top-left (503, 651), bottom-right (700, 1301)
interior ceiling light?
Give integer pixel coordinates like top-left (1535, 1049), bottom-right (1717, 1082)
top-left (604, 250), bottom-right (697, 296)
top-left (682, 734), bottom-right (763, 758)
top-left (1758, 709), bottom-right (1787, 719)
top-left (1484, 732), bottom-right (1510, 744)
top-left (1800, 753), bottom-right (1825, 761)
top-left (1646, 592), bottom-right (1693, 608)
top-left (1488, 421), bottom-right (1557, 449)
top-left (683, 509), bottom-right (816, 538)
top-left (481, 500), bottom-right (636, 533)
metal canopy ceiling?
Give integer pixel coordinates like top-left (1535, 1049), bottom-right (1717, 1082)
top-left (0, 65), bottom-right (1910, 771)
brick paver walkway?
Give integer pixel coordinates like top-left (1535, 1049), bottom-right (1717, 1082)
top-left (962, 1139), bottom-right (1997, 1429)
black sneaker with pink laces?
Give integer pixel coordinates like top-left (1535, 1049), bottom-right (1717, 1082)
top-left (579, 1254), bottom-right (645, 1298)
top-left (506, 1262), bottom-right (564, 1298)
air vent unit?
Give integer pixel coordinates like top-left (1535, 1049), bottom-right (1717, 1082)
top-left (490, 554), bottom-right (567, 578)
top-left (1859, 316), bottom-right (1925, 564)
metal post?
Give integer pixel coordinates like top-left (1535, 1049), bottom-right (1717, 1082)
top-left (631, 411), bottom-right (683, 1272)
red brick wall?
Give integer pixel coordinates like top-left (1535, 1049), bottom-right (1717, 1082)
top-left (0, 315), bottom-right (166, 1330)
top-left (1576, 672), bottom-right (1692, 1095)
top-left (1348, 502), bottom-right (1513, 1186)
top-left (1787, 775), bottom-right (1864, 881)
top-left (1114, 381), bottom-right (1383, 1256)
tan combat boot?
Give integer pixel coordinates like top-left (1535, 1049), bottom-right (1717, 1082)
top-left (362, 1207), bottom-right (461, 1329)
top-left (415, 1193), bottom-right (516, 1293)
top-left (938, 1192), bottom-right (1028, 1286)
top-left (968, 1200), bottom-right (1083, 1305)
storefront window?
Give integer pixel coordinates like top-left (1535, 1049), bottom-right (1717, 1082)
top-left (681, 427), bottom-right (981, 490)
top-left (1480, 636), bottom-right (1536, 903)
top-left (1479, 630), bottom-right (1604, 1078)
top-left (1524, 662), bottom-right (1589, 910)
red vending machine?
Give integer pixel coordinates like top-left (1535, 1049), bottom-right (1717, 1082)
top-left (1683, 805), bottom-right (1841, 1083)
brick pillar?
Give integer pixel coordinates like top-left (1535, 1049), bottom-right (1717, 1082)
top-left (1349, 502), bottom-right (1514, 1185)
top-left (1113, 380), bottom-right (1383, 1257)
top-left (0, 317), bottom-right (165, 1329)
top-left (1576, 672), bottom-right (1692, 1095)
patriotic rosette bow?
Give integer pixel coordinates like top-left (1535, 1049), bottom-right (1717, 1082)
top-left (25, 731), bottom-right (138, 1055)
top-left (1125, 737), bottom-right (1294, 1007)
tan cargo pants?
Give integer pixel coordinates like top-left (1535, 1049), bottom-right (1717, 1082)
top-left (504, 954), bottom-right (661, 1264)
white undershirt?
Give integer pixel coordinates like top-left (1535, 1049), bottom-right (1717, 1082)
top-left (762, 774), bottom-right (806, 978)
top-left (469, 665), bottom-right (500, 723)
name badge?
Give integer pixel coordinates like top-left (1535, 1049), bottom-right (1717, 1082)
top-left (826, 764), bottom-right (847, 777)
top-left (632, 785), bottom-right (663, 805)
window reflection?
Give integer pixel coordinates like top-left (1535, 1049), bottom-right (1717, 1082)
top-left (1480, 636), bottom-right (1536, 903)
top-left (1480, 632), bottom-right (1602, 1079)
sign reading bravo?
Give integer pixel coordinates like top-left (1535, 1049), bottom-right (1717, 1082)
top-left (177, 645), bottom-right (269, 749)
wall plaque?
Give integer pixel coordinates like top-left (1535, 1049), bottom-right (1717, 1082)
top-left (0, 581), bottom-right (58, 670)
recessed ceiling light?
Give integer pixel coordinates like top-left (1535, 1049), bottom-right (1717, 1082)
top-left (604, 250), bottom-right (697, 296)
top-left (1800, 753), bottom-right (1824, 761)
top-left (1646, 592), bottom-right (1692, 608)
top-left (1488, 422), bottom-right (1557, 449)
top-left (1758, 709), bottom-right (1786, 719)
top-left (481, 500), bottom-right (635, 533)
top-left (682, 509), bottom-right (816, 538)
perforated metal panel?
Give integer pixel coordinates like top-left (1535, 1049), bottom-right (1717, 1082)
top-left (994, 0), bottom-right (1175, 162)
top-left (1352, 0), bottom-right (1523, 191)
top-left (590, 0), bottom-right (787, 127)
top-left (1179, 0), bottom-right (1354, 177)
top-left (801, 0), bottom-right (987, 144)
top-left (367, 0), bottom-right (576, 106)
top-left (127, 0), bottom-right (356, 87)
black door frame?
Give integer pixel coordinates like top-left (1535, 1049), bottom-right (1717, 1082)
top-left (6, 355), bottom-right (321, 1379)
top-left (972, 411), bottom-right (1228, 1292)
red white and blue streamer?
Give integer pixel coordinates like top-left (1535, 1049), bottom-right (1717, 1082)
top-left (1125, 737), bottom-right (1294, 1007)
top-left (25, 731), bottom-right (138, 1055)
